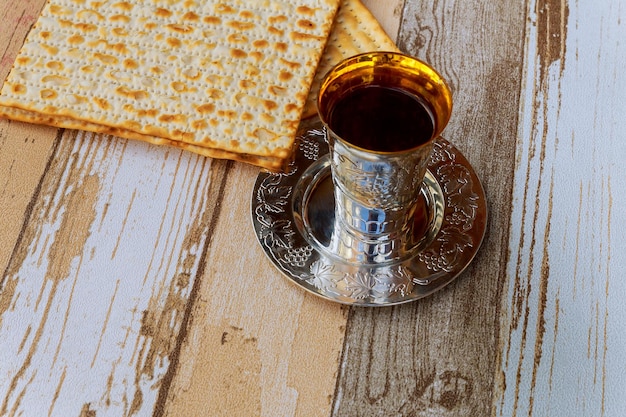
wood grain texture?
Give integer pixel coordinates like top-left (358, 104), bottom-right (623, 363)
top-left (332, 0), bottom-right (527, 415)
top-left (0, 0), bottom-right (46, 82)
top-left (0, 121), bottom-right (57, 273)
top-left (160, 164), bottom-right (349, 417)
top-left (0, 0), bottom-right (55, 288)
top-left (496, 0), bottom-right (626, 416)
top-left (0, 131), bottom-right (228, 415)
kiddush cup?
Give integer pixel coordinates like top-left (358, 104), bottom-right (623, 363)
top-left (317, 52), bottom-right (453, 264)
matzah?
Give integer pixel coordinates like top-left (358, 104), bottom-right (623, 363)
top-left (302, 0), bottom-right (399, 119)
top-left (0, 0), bottom-right (340, 170)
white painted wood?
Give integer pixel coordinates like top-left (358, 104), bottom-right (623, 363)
top-left (0, 131), bottom-right (216, 416)
top-left (497, 0), bottom-right (626, 416)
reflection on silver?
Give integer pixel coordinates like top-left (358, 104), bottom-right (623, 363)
top-left (325, 124), bottom-right (436, 265)
top-left (251, 119), bottom-right (487, 306)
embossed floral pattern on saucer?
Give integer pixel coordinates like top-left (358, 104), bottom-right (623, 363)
top-left (252, 119), bottom-right (487, 306)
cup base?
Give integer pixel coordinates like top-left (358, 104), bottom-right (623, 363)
top-left (252, 119), bottom-right (487, 306)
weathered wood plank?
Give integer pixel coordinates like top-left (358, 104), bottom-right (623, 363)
top-left (0, 121), bottom-right (58, 272)
top-left (0, 0), bottom-right (56, 290)
top-left (496, 0), bottom-right (626, 416)
top-left (0, 0), bottom-right (46, 82)
top-left (160, 163), bottom-right (349, 417)
top-left (332, 0), bottom-right (527, 415)
top-left (0, 131), bottom-right (227, 416)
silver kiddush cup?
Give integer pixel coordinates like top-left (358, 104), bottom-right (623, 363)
top-left (317, 52), bottom-right (453, 265)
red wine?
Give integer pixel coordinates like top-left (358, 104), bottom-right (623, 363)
top-left (328, 85), bottom-right (434, 152)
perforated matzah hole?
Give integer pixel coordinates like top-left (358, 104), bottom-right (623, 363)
top-left (0, 0), bottom-right (340, 170)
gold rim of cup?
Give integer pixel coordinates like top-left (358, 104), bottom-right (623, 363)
top-left (317, 51), bottom-right (453, 153)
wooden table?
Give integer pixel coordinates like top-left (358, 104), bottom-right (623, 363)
top-left (1, 0), bottom-right (624, 415)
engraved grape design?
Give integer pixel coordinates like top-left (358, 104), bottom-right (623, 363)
top-left (284, 246), bottom-right (313, 268)
top-left (299, 131), bottom-right (322, 160)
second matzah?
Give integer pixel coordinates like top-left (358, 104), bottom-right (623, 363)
top-left (302, 0), bottom-right (399, 119)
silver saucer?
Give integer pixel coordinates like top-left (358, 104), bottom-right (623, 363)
top-left (252, 118), bottom-right (487, 306)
